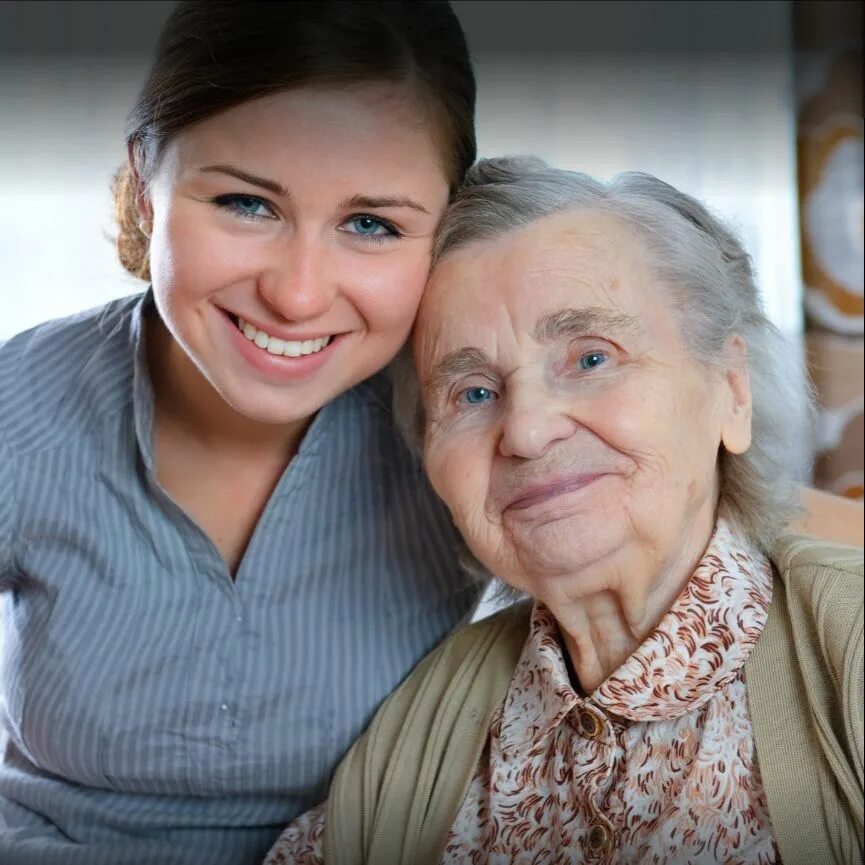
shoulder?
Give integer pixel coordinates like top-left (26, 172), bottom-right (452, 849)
top-left (771, 533), bottom-right (863, 616)
top-left (319, 369), bottom-right (405, 456)
top-left (773, 532), bottom-right (864, 577)
top-left (769, 533), bottom-right (863, 714)
top-left (0, 293), bottom-right (143, 455)
top-left (402, 601), bottom-right (532, 694)
top-left (345, 368), bottom-right (394, 414)
top-left (360, 603), bottom-right (531, 732)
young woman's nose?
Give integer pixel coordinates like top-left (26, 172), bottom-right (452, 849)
top-left (257, 237), bottom-right (338, 322)
top-left (497, 387), bottom-right (579, 461)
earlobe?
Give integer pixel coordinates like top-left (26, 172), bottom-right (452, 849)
top-left (720, 335), bottom-right (752, 455)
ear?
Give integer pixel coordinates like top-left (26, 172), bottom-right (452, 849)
top-left (127, 141), bottom-right (153, 232)
top-left (719, 334), bottom-right (752, 454)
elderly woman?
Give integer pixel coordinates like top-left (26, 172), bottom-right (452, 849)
top-left (266, 158), bottom-right (863, 865)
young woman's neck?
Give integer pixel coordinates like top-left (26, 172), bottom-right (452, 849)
top-left (146, 311), bottom-right (312, 461)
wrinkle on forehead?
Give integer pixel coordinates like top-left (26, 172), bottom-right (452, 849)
top-left (534, 307), bottom-right (643, 343)
top-left (417, 208), bottom-right (659, 373)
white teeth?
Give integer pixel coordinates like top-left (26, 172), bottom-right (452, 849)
top-left (236, 318), bottom-right (332, 358)
top-left (266, 336), bottom-right (285, 355)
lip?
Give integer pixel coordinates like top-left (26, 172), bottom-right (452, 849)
top-left (218, 307), bottom-right (345, 382)
top-left (504, 473), bottom-right (610, 513)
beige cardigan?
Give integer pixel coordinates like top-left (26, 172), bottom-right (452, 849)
top-left (324, 536), bottom-right (864, 865)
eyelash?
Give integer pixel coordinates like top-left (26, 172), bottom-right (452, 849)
top-left (210, 195), bottom-right (403, 243)
top-left (341, 214), bottom-right (402, 245)
top-left (212, 193), bottom-right (276, 221)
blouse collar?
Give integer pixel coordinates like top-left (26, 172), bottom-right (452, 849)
top-left (497, 519), bottom-right (773, 755)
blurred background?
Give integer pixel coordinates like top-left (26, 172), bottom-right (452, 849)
top-left (0, 0), bottom-right (861, 497)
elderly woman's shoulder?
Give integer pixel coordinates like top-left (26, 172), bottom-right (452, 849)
top-left (772, 532), bottom-right (863, 584)
top-left (769, 532), bottom-right (862, 670)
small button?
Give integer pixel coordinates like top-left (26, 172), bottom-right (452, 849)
top-left (586, 822), bottom-right (612, 854)
top-left (576, 709), bottom-right (603, 740)
top-left (235, 614), bottom-right (243, 623)
top-left (220, 703), bottom-right (229, 712)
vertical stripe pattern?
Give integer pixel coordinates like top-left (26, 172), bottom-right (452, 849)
top-left (0, 293), bottom-right (480, 865)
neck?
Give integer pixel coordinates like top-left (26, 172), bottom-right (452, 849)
top-left (544, 512), bottom-right (715, 694)
top-left (146, 310), bottom-right (312, 461)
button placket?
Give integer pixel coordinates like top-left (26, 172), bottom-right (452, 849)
top-left (571, 704), bottom-right (617, 861)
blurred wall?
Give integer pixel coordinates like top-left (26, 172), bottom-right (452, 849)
top-left (794, 0), bottom-right (864, 500)
top-left (1, 1), bottom-right (803, 340)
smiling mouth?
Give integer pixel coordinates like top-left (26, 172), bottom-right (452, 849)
top-left (506, 473), bottom-right (609, 512)
top-left (231, 316), bottom-right (334, 358)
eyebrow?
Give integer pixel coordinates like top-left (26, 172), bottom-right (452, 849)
top-left (340, 194), bottom-right (431, 215)
top-left (196, 167), bottom-right (430, 215)
top-left (426, 346), bottom-right (492, 397)
top-left (199, 164), bottom-right (288, 197)
top-left (534, 307), bottom-right (641, 342)
top-left (425, 307), bottom-right (641, 397)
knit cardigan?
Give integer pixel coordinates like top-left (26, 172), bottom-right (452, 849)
top-left (324, 535), bottom-right (864, 865)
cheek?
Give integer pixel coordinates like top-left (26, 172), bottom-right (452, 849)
top-left (151, 205), bottom-right (250, 303)
top-left (349, 249), bottom-right (431, 333)
top-left (425, 438), bottom-right (491, 526)
top-left (576, 385), bottom-right (660, 461)
top-left (599, 377), bottom-right (723, 487)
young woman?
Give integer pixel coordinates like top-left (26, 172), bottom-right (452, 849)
top-left (0, 4), bottom-right (478, 864)
top-left (0, 4), bottom-right (860, 865)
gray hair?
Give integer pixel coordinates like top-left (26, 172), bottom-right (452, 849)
top-left (393, 155), bottom-right (815, 555)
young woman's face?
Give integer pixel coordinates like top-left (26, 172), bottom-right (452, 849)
top-left (140, 84), bottom-right (450, 424)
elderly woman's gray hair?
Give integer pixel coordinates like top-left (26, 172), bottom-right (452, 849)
top-left (394, 155), bottom-right (816, 553)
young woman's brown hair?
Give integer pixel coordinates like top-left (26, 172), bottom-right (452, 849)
top-left (114, 0), bottom-right (476, 280)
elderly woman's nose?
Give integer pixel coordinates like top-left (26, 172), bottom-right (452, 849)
top-left (258, 239), bottom-right (338, 322)
top-left (497, 393), bottom-right (579, 460)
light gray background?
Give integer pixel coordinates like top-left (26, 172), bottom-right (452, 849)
top-left (1, 0), bottom-right (802, 338)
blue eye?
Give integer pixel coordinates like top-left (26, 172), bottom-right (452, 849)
top-left (344, 215), bottom-right (400, 240)
top-left (213, 194), bottom-right (273, 220)
top-left (459, 386), bottom-right (497, 406)
top-left (578, 351), bottom-right (607, 370)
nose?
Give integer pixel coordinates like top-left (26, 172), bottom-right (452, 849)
top-left (498, 387), bottom-right (579, 461)
top-left (257, 236), bottom-right (337, 322)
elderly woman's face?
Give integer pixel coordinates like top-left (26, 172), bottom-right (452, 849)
top-left (416, 210), bottom-right (751, 593)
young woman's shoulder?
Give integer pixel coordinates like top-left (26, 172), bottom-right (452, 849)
top-left (0, 292), bottom-right (144, 456)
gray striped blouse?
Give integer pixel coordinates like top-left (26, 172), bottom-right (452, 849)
top-left (0, 292), bottom-right (480, 865)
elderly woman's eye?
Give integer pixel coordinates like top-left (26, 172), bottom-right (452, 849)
top-left (458, 386), bottom-right (498, 406)
top-left (578, 351), bottom-right (608, 370)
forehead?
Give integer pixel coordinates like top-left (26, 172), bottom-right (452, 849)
top-left (164, 83), bottom-right (448, 186)
top-left (419, 209), bottom-right (658, 342)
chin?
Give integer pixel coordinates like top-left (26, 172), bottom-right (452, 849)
top-left (217, 386), bottom-right (317, 427)
top-left (512, 519), bottom-right (626, 577)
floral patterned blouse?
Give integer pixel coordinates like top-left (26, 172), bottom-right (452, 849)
top-left (265, 520), bottom-right (780, 865)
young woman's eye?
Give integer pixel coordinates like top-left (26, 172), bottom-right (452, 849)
top-left (577, 350), bottom-right (608, 371)
top-left (212, 194), bottom-right (275, 220)
top-left (457, 386), bottom-right (498, 407)
top-left (343, 215), bottom-right (400, 240)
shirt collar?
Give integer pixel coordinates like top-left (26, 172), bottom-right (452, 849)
top-left (497, 602), bottom-right (580, 757)
top-left (497, 519), bottom-right (773, 754)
